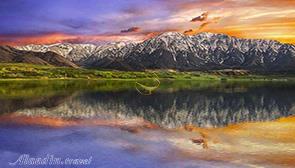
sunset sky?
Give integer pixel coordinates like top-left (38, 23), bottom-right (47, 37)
top-left (1, 0), bottom-right (295, 45)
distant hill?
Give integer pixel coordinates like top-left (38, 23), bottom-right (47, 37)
top-left (0, 46), bottom-right (78, 68)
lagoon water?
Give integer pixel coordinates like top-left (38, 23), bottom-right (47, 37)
top-left (0, 80), bottom-right (294, 167)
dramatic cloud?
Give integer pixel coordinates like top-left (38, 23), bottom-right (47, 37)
top-left (0, 33), bottom-right (146, 46)
top-left (191, 12), bottom-right (209, 22)
top-left (0, 0), bottom-right (295, 45)
top-left (121, 27), bottom-right (141, 33)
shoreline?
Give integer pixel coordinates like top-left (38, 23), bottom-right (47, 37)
top-left (0, 75), bottom-right (294, 82)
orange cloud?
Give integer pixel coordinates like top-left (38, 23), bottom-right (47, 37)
top-left (0, 33), bottom-right (76, 46)
top-left (184, 16), bottom-right (222, 34)
top-left (191, 12), bottom-right (209, 22)
top-left (183, 29), bottom-right (193, 34)
top-left (198, 17), bottom-right (221, 30)
top-left (240, 0), bottom-right (295, 8)
top-left (161, 0), bottom-right (295, 44)
top-left (0, 33), bottom-right (146, 46)
top-left (199, 22), bottom-right (210, 30)
top-left (203, 21), bottom-right (295, 44)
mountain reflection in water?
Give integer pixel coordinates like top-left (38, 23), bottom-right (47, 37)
top-left (0, 80), bottom-right (294, 128)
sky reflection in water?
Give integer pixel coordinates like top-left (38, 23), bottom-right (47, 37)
top-left (0, 80), bottom-right (294, 167)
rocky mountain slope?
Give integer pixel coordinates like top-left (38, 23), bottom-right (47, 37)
top-left (0, 46), bottom-right (78, 68)
top-left (16, 42), bottom-right (136, 65)
top-left (15, 32), bottom-right (295, 72)
top-left (16, 43), bottom-right (98, 63)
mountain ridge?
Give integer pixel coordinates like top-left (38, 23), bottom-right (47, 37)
top-left (14, 32), bottom-right (295, 72)
top-left (0, 46), bottom-right (78, 68)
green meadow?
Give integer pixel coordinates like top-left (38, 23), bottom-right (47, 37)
top-left (0, 63), bottom-right (294, 81)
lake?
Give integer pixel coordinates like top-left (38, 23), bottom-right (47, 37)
top-left (0, 80), bottom-right (294, 167)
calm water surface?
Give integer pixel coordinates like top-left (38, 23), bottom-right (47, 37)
top-left (0, 80), bottom-right (294, 167)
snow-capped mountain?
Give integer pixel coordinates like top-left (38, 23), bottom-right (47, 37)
top-left (16, 41), bottom-right (136, 66)
top-left (15, 32), bottom-right (295, 71)
top-left (16, 43), bottom-right (100, 63)
top-left (81, 41), bottom-right (136, 68)
top-left (122, 32), bottom-right (295, 71)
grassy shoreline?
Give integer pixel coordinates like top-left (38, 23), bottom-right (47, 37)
top-left (0, 63), bottom-right (294, 81)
